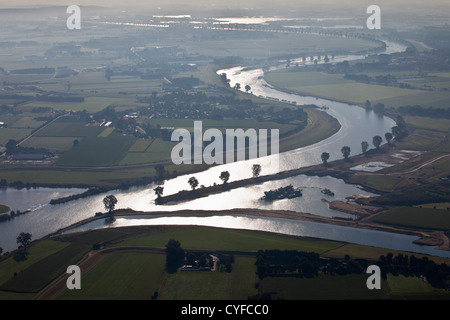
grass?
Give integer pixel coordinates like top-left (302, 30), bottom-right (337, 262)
top-left (0, 230), bottom-right (125, 297)
top-left (115, 226), bottom-right (345, 253)
top-left (261, 274), bottom-right (388, 300)
top-left (35, 121), bottom-right (102, 138)
top-left (371, 206), bottom-right (450, 230)
top-left (59, 252), bottom-right (166, 300)
top-left (55, 132), bottom-right (136, 167)
top-left (97, 127), bottom-right (114, 138)
top-left (128, 139), bottom-right (153, 152)
top-left (0, 163), bottom-right (199, 187)
top-left (0, 240), bottom-right (70, 289)
top-left (185, 33), bottom-right (380, 59)
top-left (21, 136), bottom-right (82, 151)
top-left (159, 256), bottom-right (257, 300)
top-left (119, 151), bottom-right (171, 165)
top-left (404, 116), bottom-right (450, 133)
top-left (24, 97), bottom-right (130, 113)
top-left (323, 243), bottom-right (450, 265)
top-left (0, 128), bottom-right (33, 146)
top-left (1, 226), bottom-right (450, 300)
top-left (265, 70), bottom-right (450, 109)
top-left (120, 138), bottom-right (175, 165)
top-left (10, 117), bottom-right (46, 129)
top-left (350, 174), bottom-right (401, 192)
top-left (385, 274), bottom-right (446, 299)
top-left (260, 272), bottom-right (450, 300)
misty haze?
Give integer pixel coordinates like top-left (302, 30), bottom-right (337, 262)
top-left (0, 0), bottom-right (449, 303)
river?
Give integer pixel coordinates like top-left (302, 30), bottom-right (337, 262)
top-left (2, 40), bottom-right (448, 258)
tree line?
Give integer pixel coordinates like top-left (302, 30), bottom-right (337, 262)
top-left (254, 249), bottom-right (450, 289)
top-left (320, 116), bottom-right (408, 165)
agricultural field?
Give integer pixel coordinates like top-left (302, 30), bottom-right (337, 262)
top-left (119, 138), bottom-right (175, 165)
top-left (265, 70), bottom-right (450, 109)
top-left (371, 206), bottom-right (450, 231)
top-left (183, 33), bottom-right (382, 59)
top-left (24, 97), bottom-right (134, 113)
top-left (1, 225), bottom-right (448, 300)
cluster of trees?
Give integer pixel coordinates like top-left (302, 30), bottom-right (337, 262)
top-left (4, 139), bottom-right (52, 157)
top-left (364, 100), bottom-right (386, 116)
top-left (255, 250), bottom-right (321, 279)
top-left (255, 250), bottom-right (450, 289)
top-left (187, 170), bottom-right (231, 191)
top-left (165, 239), bottom-right (185, 274)
top-left (376, 253), bottom-right (450, 288)
top-left (154, 165), bottom-right (262, 204)
top-left (262, 185), bottom-right (302, 201)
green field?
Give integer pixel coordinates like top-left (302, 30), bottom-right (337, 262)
top-left (60, 253), bottom-right (257, 300)
top-left (35, 121), bottom-right (103, 138)
top-left (116, 226), bottom-right (344, 253)
top-left (128, 138), bottom-right (153, 152)
top-left (184, 33), bottom-right (381, 59)
top-left (0, 225), bottom-right (449, 300)
top-left (25, 97), bottom-right (131, 113)
top-left (55, 132), bottom-right (136, 167)
top-left (0, 128), bottom-right (33, 146)
top-left (60, 252), bottom-right (166, 300)
top-left (372, 206), bottom-right (450, 230)
top-left (120, 138), bottom-right (175, 165)
top-left (21, 136), bottom-right (83, 151)
top-left (265, 70), bottom-right (450, 109)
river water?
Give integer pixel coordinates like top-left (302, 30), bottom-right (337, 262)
top-left (2, 40), bottom-right (448, 258)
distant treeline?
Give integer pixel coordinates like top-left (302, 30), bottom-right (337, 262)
top-left (35, 95), bottom-right (84, 103)
top-left (398, 105), bottom-right (450, 119)
top-left (10, 67), bottom-right (55, 75)
top-left (0, 94), bottom-right (84, 104)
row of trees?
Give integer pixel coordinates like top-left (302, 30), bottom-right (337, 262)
top-left (320, 129), bottom-right (402, 166)
top-left (154, 164), bottom-right (263, 202)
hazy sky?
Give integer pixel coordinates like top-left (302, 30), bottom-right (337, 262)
top-left (0, 0), bottom-right (447, 9)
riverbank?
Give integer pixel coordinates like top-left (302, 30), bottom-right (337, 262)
top-left (0, 204), bottom-right (10, 215)
top-left (155, 145), bottom-right (392, 205)
top-left (52, 206), bottom-right (450, 253)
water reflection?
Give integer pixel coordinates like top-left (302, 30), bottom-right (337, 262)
top-left (0, 40), bottom-right (409, 254)
top-left (65, 215), bottom-right (450, 258)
